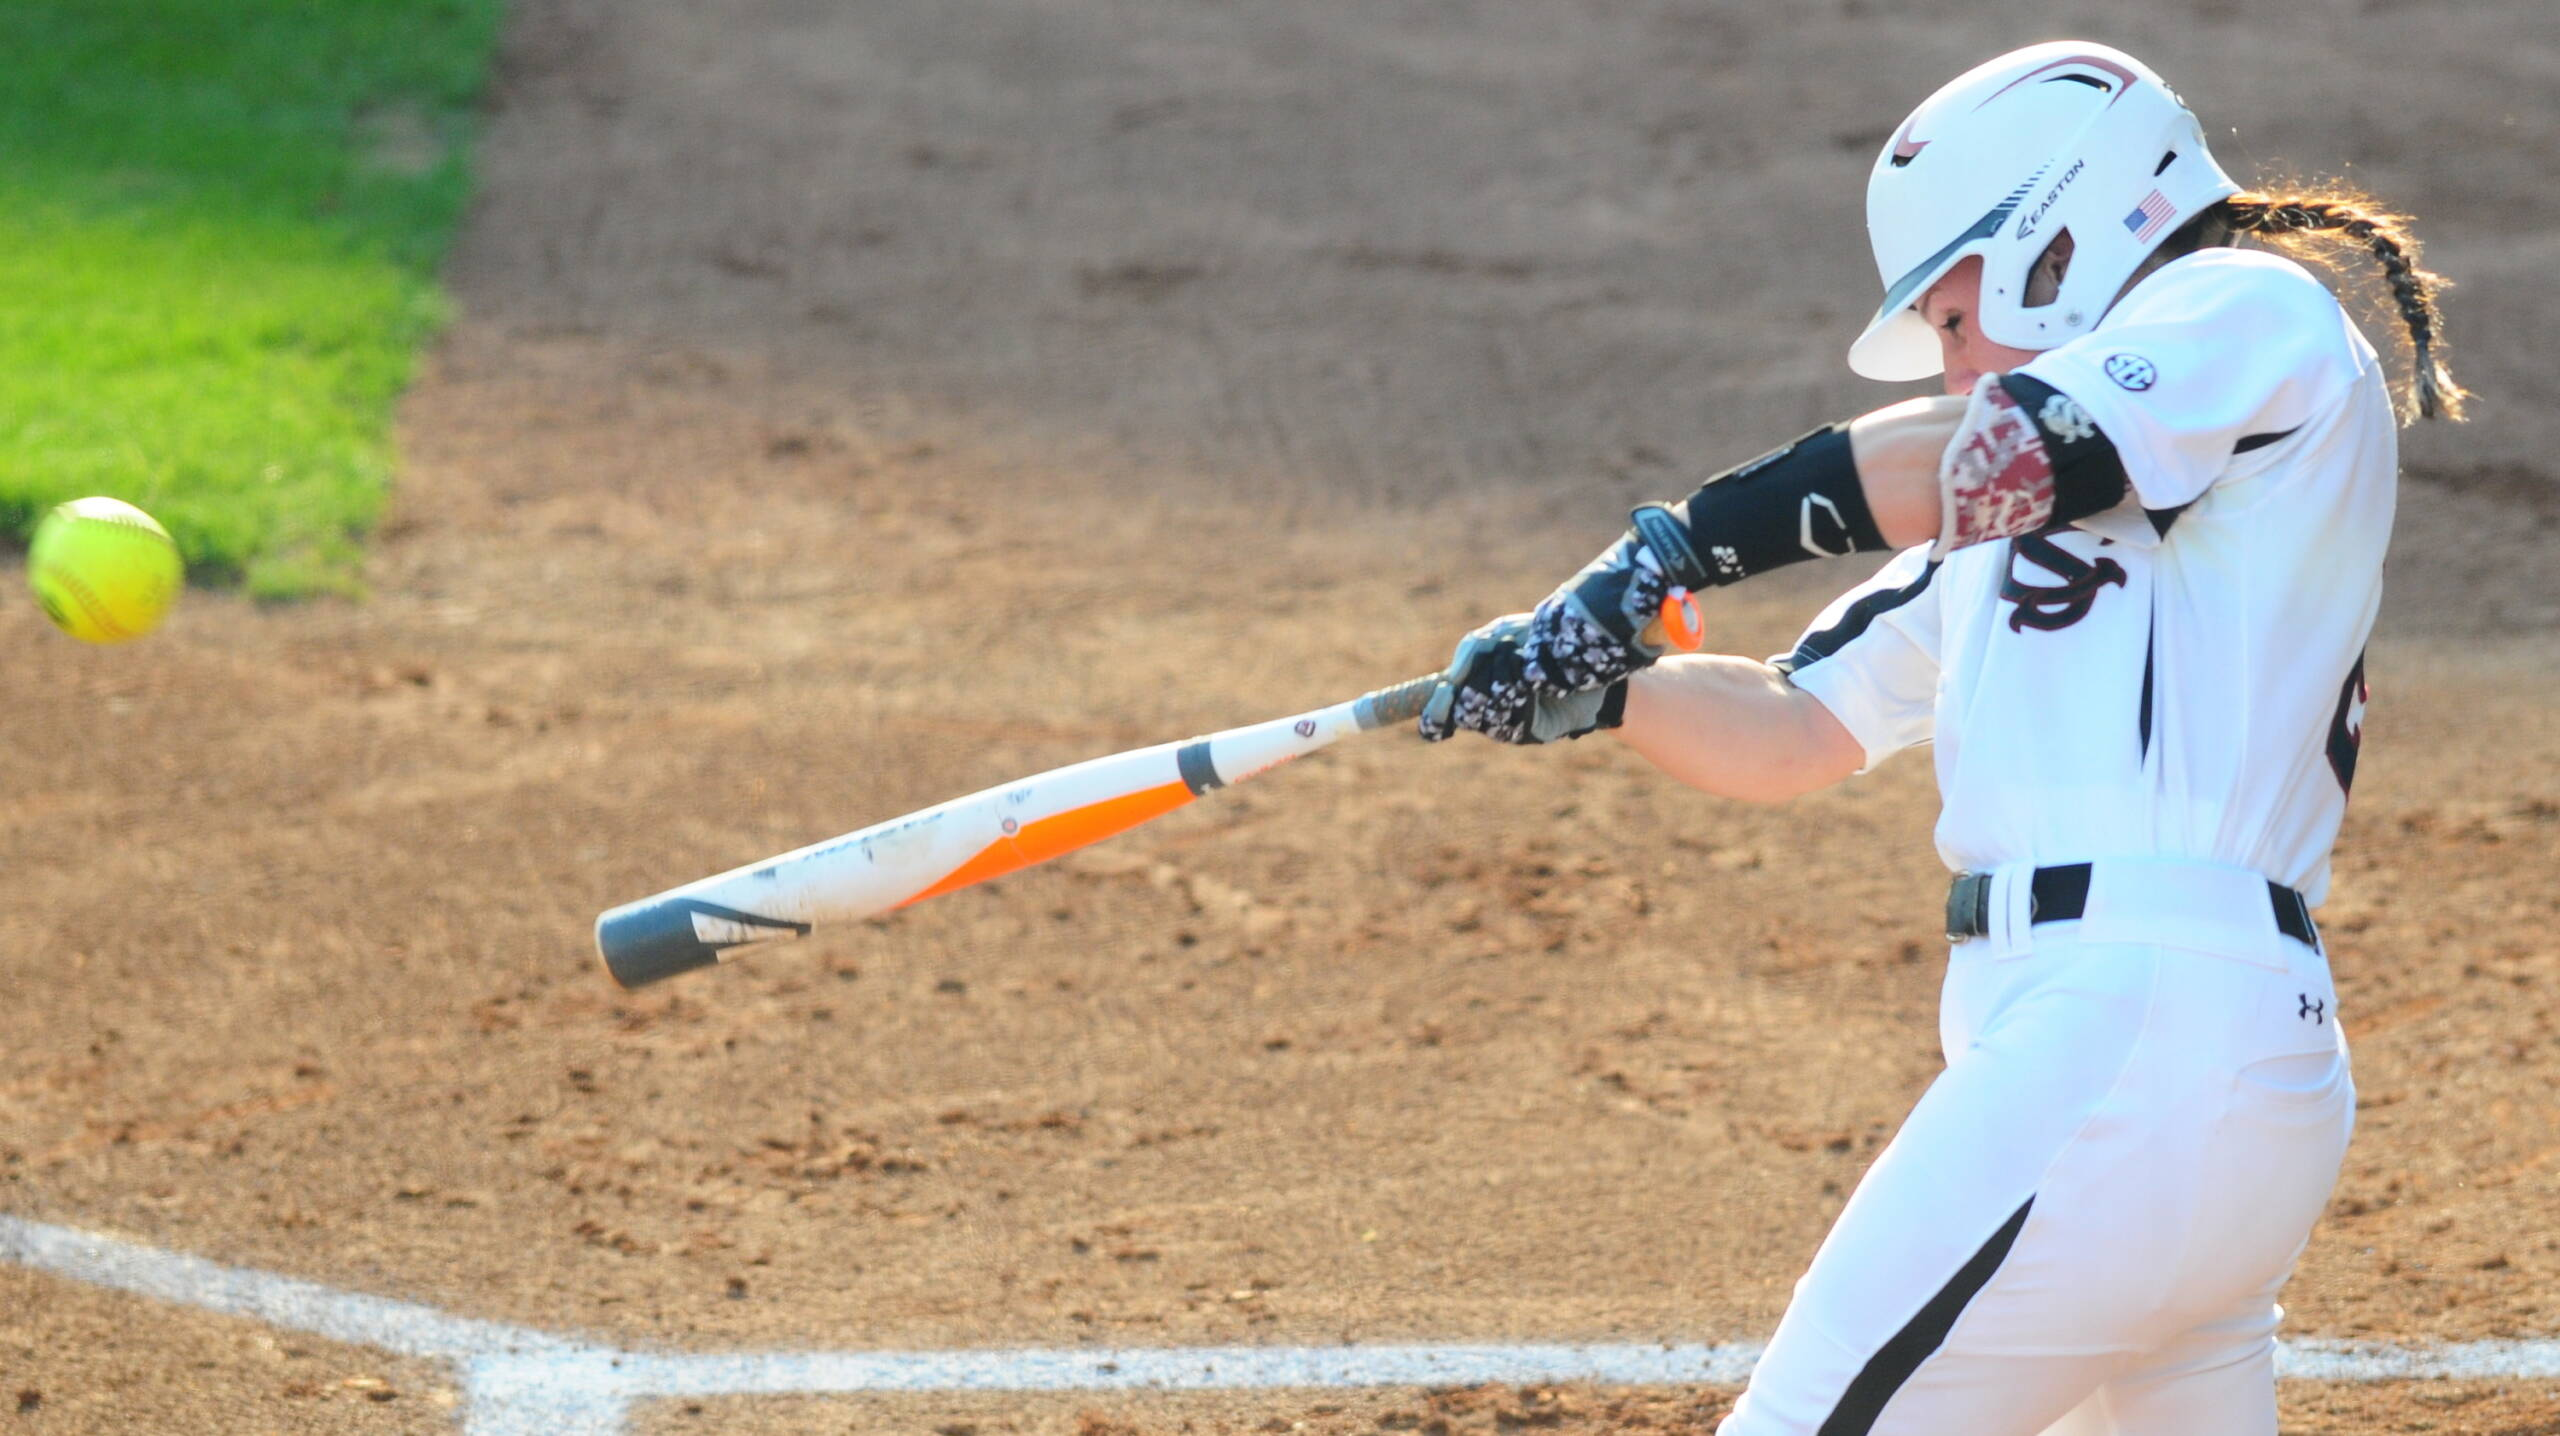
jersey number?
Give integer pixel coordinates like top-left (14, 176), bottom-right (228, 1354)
top-left (2326, 651), bottom-right (2368, 793)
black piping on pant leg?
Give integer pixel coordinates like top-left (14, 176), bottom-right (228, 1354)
top-left (1816, 1197), bottom-right (2036, 1436)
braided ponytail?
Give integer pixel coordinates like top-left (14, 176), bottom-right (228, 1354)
top-left (2217, 189), bottom-right (2468, 423)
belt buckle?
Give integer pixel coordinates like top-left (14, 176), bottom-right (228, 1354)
top-left (1945, 871), bottom-right (1992, 942)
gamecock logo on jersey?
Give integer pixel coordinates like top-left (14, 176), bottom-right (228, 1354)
top-left (2000, 532), bottom-right (2126, 632)
top-left (2038, 393), bottom-right (2098, 445)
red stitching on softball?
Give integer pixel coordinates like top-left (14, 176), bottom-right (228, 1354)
top-left (37, 564), bottom-right (133, 641)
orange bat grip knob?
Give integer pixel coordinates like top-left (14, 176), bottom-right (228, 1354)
top-left (1656, 587), bottom-right (1706, 653)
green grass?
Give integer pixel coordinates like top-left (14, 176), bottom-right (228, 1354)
top-left (0, 0), bottom-right (506, 597)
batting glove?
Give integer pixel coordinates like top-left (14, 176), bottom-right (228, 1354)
top-left (1520, 507), bottom-right (1694, 695)
top-left (1418, 614), bottom-right (1629, 745)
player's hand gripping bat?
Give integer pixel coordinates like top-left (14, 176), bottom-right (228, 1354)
top-left (594, 591), bottom-right (1706, 988)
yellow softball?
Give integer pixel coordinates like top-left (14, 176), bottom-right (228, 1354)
top-left (28, 497), bottom-right (184, 644)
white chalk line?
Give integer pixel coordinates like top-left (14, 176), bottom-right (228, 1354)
top-left (0, 1211), bottom-right (571, 1359)
top-left (7, 1213), bottom-right (2558, 1436)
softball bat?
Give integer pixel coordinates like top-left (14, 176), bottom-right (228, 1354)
top-left (594, 591), bottom-right (1703, 988)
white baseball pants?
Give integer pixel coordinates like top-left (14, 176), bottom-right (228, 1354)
top-left (1718, 879), bottom-right (2353, 1435)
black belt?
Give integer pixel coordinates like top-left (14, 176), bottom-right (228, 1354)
top-left (1945, 863), bottom-right (2319, 949)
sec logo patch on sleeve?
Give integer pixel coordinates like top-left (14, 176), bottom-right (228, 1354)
top-left (2104, 353), bottom-right (2158, 391)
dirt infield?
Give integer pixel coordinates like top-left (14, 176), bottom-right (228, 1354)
top-left (5, 0), bottom-right (2559, 1430)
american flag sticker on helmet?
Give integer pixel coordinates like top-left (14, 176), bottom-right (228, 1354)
top-left (2123, 190), bottom-right (2177, 244)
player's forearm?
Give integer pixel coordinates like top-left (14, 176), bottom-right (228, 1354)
top-left (1614, 654), bottom-right (1865, 804)
top-left (1847, 395), bottom-right (1966, 548)
top-left (1626, 385), bottom-right (2055, 567)
top-left (1434, 389), bottom-right (2026, 742)
top-left (1528, 396), bottom-right (1959, 665)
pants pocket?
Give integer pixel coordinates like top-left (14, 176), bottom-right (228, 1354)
top-left (2163, 1047), bottom-right (2354, 1324)
top-left (2234, 1048), bottom-right (2351, 1111)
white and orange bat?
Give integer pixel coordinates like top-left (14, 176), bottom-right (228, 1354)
top-left (594, 592), bottom-right (1705, 988)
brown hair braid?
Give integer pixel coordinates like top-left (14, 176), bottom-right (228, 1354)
top-left (2215, 189), bottom-right (2468, 423)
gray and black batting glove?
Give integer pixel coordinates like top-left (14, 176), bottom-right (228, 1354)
top-left (1520, 506), bottom-right (1698, 695)
top-left (1418, 614), bottom-right (1628, 746)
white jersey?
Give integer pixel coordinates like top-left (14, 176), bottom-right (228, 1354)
top-left (1781, 248), bottom-right (2397, 904)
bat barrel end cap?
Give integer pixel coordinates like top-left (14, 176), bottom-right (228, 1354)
top-left (595, 899), bottom-right (725, 989)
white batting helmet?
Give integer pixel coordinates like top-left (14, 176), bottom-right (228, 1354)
top-left (1848, 42), bottom-right (2240, 382)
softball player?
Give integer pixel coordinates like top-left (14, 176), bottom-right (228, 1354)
top-left (1421, 41), bottom-right (2465, 1435)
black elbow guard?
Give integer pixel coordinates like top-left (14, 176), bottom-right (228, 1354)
top-left (1638, 423), bottom-right (1889, 590)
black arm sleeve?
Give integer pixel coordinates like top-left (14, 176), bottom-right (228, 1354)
top-left (1635, 423), bottom-right (1890, 591)
top-left (1996, 372), bottom-right (2129, 526)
